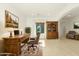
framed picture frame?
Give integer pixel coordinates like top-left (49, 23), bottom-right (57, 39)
top-left (25, 27), bottom-right (31, 34)
top-left (5, 10), bottom-right (19, 28)
top-left (36, 23), bottom-right (44, 33)
top-left (74, 22), bottom-right (79, 29)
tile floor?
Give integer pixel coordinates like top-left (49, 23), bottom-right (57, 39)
top-left (43, 38), bottom-right (79, 56)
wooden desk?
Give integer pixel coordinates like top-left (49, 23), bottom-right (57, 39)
top-left (3, 34), bottom-right (30, 56)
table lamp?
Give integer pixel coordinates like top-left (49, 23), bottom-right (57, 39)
top-left (6, 28), bottom-right (13, 37)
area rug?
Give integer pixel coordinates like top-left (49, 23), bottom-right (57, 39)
top-left (21, 44), bottom-right (43, 56)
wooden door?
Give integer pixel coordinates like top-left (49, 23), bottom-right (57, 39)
top-left (46, 21), bottom-right (58, 39)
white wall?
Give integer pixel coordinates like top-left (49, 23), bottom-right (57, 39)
top-left (58, 4), bottom-right (79, 39)
top-left (0, 4), bottom-right (26, 37)
top-left (25, 17), bottom-right (58, 39)
top-left (0, 3), bottom-right (66, 39)
top-left (0, 4), bottom-right (79, 52)
top-left (59, 19), bottom-right (66, 39)
top-left (59, 16), bottom-right (79, 39)
top-left (0, 3), bottom-right (78, 39)
top-left (64, 17), bottom-right (79, 34)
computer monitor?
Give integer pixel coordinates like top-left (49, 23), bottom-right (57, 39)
top-left (14, 30), bottom-right (19, 35)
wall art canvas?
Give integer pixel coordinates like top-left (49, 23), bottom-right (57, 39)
top-left (5, 10), bottom-right (19, 28)
top-left (74, 22), bottom-right (79, 29)
top-left (36, 23), bottom-right (44, 33)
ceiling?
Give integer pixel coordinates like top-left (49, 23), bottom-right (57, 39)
top-left (60, 5), bottom-right (79, 20)
top-left (1, 3), bottom-right (79, 20)
top-left (5, 3), bottom-right (67, 18)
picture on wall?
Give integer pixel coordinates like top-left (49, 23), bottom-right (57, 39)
top-left (74, 22), bottom-right (79, 29)
top-left (36, 23), bottom-right (44, 33)
top-left (25, 27), bottom-right (31, 33)
top-left (5, 10), bottom-right (19, 28)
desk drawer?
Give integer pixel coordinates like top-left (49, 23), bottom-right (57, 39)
top-left (4, 39), bottom-right (19, 44)
top-left (4, 44), bottom-right (21, 55)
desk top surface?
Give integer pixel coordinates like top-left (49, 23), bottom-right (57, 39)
top-left (3, 34), bottom-right (30, 39)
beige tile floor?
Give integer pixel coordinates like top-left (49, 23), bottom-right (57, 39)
top-left (43, 39), bottom-right (79, 56)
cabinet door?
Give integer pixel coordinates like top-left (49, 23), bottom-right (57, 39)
top-left (4, 39), bottom-right (21, 56)
top-left (4, 44), bottom-right (20, 55)
top-left (47, 21), bottom-right (58, 39)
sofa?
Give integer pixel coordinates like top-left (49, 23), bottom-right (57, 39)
top-left (66, 31), bottom-right (77, 39)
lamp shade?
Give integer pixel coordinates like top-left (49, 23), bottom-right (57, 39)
top-left (5, 28), bottom-right (13, 37)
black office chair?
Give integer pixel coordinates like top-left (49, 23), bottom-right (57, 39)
top-left (27, 32), bottom-right (40, 51)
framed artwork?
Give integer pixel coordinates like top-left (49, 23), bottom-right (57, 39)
top-left (5, 10), bottom-right (19, 28)
top-left (74, 22), bottom-right (79, 29)
top-left (36, 23), bottom-right (44, 33)
top-left (25, 27), bottom-right (31, 33)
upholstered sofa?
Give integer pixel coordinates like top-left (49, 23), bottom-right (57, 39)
top-left (66, 31), bottom-right (77, 39)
